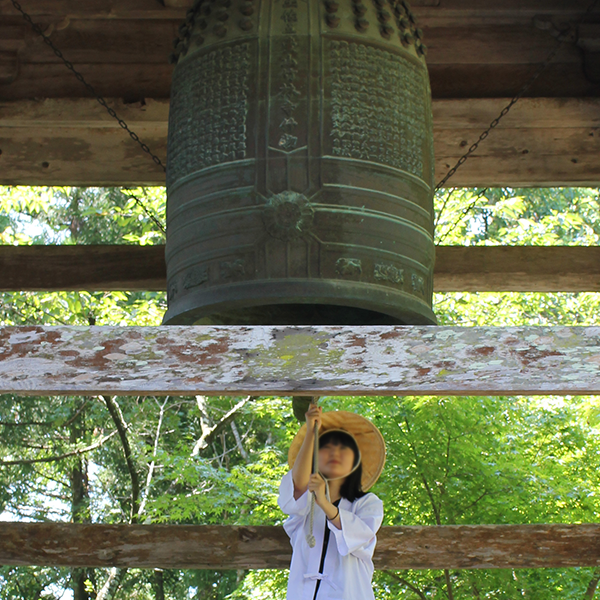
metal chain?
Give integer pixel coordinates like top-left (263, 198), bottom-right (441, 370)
top-left (436, 187), bottom-right (489, 244)
top-left (121, 189), bottom-right (166, 234)
top-left (435, 0), bottom-right (600, 191)
top-left (10, 0), bottom-right (167, 173)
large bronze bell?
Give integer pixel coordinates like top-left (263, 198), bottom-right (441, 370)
top-left (163, 0), bottom-right (436, 325)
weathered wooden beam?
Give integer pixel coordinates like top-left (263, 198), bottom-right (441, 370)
top-left (0, 98), bottom-right (168, 186)
top-left (433, 98), bottom-right (600, 187)
top-left (0, 325), bottom-right (599, 396)
top-left (0, 523), bottom-right (598, 570)
top-left (0, 0), bottom-right (595, 21)
top-left (0, 0), bottom-right (189, 19)
top-left (434, 246), bottom-right (600, 292)
top-left (2, 245), bottom-right (600, 293)
top-left (0, 245), bottom-right (166, 292)
top-left (2, 97), bottom-right (600, 186)
top-left (2, 1), bottom-right (597, 102)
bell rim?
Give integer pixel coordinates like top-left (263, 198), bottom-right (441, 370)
top-left (163, 279), bottom-right (437, 326)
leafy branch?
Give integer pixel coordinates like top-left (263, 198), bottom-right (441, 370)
top-left (0, 430), bottom-right (118, 466)
top-left (384, 571), bottom-right (428, 600)
top-left (192, 395), bottom-right (257, 456)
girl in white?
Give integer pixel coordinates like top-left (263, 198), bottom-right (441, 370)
top-left (278, 405), bottom-right (386, 600)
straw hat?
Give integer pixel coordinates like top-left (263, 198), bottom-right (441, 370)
top-left (288, 411), bottom-right (386, 491)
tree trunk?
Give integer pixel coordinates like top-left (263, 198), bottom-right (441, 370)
top-left (152, 569), bottom-right (165, 600)
top-left (96, 567), bottom-right (127, 600)
top-left (444, 569), bottom-right (455, 600)
top-left (585, 568), bottom-right (600, 599)
top-left (70, 401), bottom-right (91, 600)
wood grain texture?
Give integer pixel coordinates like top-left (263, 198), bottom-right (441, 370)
top-left (1, 325), bottom-right (599, 396)
top-left (0, 0), bottom-right (189, 19)
top-left (0, 98), bottom-right (167, 185)
top-left (0, 245), bottom-right (166, 291)
top-left (434, 246), bottom-right (600, 292)
top-left (0, 0), bottom-right (595, 20)
top-left (2, 245), bottom-right (600, 293)
top-left (3, 97), bottom-right (600, 186)
top-left (0, 1), bottom-right (598, 100)
top-left (0, 523), bottom-right (599, 570)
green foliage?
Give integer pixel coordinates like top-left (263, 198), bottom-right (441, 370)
top-left (434, 187), bottom-right (600, 246)
top-left (0, 290), bottom-right (166, 327)
top-left (2, 186), bottom-right (600, 599)
top-left (0, 566), bottom-right (70, 600)
top-left (0, 186), bottom-right (165, 245)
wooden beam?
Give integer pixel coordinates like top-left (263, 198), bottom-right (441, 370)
top-left (0, 245), bottom-right (166, 292)
top-left (0, 0), bottom-right (189, 20)
top-left (433, 98), bottom-right (600, 187)
top-left (434, 246), bottom-right (600, 292)
top-left (2, 245), bottom-right (600, 293)
top-left (2, 1), bottom-right (598, 102)
top-left (0, 98), bottom-right (168, 185)
top-left (2, 97), bottom-right (600, 186)
top-left (0, 0), bottom-right (595, 20)
top-left (1, 325), bottom-right (599, 396)
top-left (0, 523), bottom-right (598, 570)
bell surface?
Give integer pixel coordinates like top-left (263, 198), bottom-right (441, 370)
top-left (164, 0), bottom-right (436, 325)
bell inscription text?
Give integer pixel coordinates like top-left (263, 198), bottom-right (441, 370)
top-left (164, 0), bottom-right (436, 326)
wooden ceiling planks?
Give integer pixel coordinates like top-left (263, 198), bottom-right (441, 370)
top-left (2, 97), bottom-right (599, 186)
top-left (1, 0), bottom-right (599, 186)
top-left (1, 2), bottom-right (596, 101)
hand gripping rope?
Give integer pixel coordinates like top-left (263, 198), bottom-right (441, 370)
top-left (304, 402), bottom-right (362, 548)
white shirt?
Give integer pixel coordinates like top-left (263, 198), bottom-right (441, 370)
top-left (278, 470), bottom-right (384, 600)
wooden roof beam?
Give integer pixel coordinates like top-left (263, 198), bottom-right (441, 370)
top-left (1, 325), bottom-right (599, 396)
top-left (2, 245), bottom-right (600, 293)
top-left (2, 97), bottom-right (600, 187)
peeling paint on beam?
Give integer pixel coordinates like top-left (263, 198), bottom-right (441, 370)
top-left (1, 523), bottom-right (599, 570)
top-left (1, 326), bottom-right (600, 396)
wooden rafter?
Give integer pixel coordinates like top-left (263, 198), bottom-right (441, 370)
top-left (2, 97), bottom-right (600, 187)
top-left (1, 0), bottom-right (600, 187)
top-left (1, 325), bottom-right (599, 396)
top-left (1, 523), bottom-right (599, 570)
top-left (1, 0), bottom-right (596, 102)
top-left (2, 245), bottom-right (600, 293)
top-left (0, 245), bottom-right (167, 292)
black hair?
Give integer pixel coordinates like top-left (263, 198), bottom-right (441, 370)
top-left (319, 430), bottom-right (367, 502)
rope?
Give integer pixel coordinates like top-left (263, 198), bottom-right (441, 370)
top-left (304, 416), bottom-right (362, 548)
top-left (306, 420), bottom-right (319, 548)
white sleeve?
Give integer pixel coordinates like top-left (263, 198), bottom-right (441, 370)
top-left (277, 470), bottom-right (310, 516)
top-left (327, 493), bottom-right (384, 560)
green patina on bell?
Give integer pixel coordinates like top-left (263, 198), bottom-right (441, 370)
top-left (164, 0), bottom-right (436, 326)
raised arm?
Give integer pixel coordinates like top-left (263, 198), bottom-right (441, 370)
top-left (291, 404), bottom-right (322, 499)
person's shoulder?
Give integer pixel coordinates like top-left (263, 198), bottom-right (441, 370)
top-left (352, 491), bottom-right (383, 511)
top-left (359, 491), bottom-right (382, 503)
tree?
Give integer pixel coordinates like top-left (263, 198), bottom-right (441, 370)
top-left (1, 185), bottom-right (600, 599)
